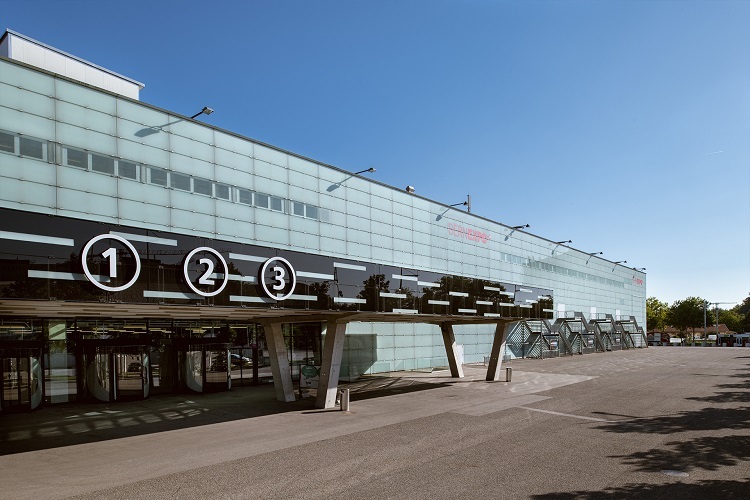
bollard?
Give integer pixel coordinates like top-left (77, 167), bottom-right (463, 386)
top-left (339, 388), bottom-right (350, 411)
top-left (506, 367), bottom-right (512, 382)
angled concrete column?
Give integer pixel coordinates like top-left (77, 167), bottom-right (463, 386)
top-left (486, 321), bottom-right (514, 381)
top-left (262, 321), bottom-right (296, 402)
top-left (440, 323), bottom-right (464, 378)
top-left (315, 320), bottom-right (348, 409)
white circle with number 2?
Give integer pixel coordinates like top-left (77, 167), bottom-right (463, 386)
top-left (183, 247), bottom-right (229, 297)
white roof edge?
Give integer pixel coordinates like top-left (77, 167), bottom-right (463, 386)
top-left (2, 29), bottom-right (145, 89)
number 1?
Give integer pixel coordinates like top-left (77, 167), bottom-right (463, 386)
top-left (102, 247), bottom-right (117, 278)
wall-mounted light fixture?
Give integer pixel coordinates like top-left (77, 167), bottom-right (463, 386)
top-left (190, 106), bottom-right (214, 119)
top-left (634, 267), bottom-right (646, 272)
top-left (614, 260), bottom-right (627, 265)
top-left (512, 224), bottom-right (530, 230)
top-left (405, 186), bottom-right (415, 193)
top-left (555, 240), bottom-right (572, 244)
top-left (589, 251), bottom-right (603, 256)
top-left (355, 167), bottom-right (376, 175)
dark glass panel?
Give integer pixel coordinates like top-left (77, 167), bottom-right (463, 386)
top-left (91, 153), bottom-right (115, 174)
top-left (19, 137), bottom-right (44, 159)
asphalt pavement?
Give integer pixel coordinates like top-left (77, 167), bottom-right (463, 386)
top-left (2, 347), bottom-right (750, 499)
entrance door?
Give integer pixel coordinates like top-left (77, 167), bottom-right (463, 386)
top-left (1, 353), bottom-right (43, 411)
top-left (83, 344), bottom-right (150, 402)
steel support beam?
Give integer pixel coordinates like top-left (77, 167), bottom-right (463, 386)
top-left (440, 322), bottom-right (464, 378)
top-left (262, 321), bottom-right (296, 402)
top-left (315, 320), bottom-right (348, 409)
top-left (486, 321), bottom-right (514, 381)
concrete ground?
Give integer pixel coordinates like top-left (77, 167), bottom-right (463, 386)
top-left (2, 347), bottom-right (749, 499)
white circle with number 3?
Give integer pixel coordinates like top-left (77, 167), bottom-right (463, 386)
top-left (183, 247), bottom-right (229, 297)
top-left (259, 257), bottom-right (296, 301)
top-left (81, 234), bottom-right (142, 292)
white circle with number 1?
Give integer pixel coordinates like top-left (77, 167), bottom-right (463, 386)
top-left (81, 234), bottom-right (142, 292)
top-left (259, 257), bottom-right (296, 301)
top-left (183, 247), bottom-right (229, 297)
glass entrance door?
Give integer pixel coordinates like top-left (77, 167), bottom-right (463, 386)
top-left (82, 343), bottom-right (149, 402)
top-left (1, 352), bottom-right (43, 411)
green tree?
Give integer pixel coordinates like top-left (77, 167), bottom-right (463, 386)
top-left (667, 297), bottom-right (707, 343)
top-left (646, 297), bottom-right (669, 332)
top-left (718, 309), bottom-right (743, 332)
top-left (732, 296), bottom-right (750, 332)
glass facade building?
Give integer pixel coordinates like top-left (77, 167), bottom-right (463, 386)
top-left (0, 30), bottom-right (646, 411)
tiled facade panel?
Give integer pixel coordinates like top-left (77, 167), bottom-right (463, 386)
top-left (0, 58), bottom-right (645, 325)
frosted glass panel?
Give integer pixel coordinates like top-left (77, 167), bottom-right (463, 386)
top-left (58, 167), bottom-right (117, 196)
top-left (0, 106), bottom-right (55, 139)
top-left (56, 101), bottom-right (115, 135)
top-left (170, 133), bottom-right (213, 163)
top-left (1, 155), bottom-right (55, 184)
top-left (0, 60), bottom-right (55, 95)
top-left (58, 190), bottom-right (118, 218)
top-left (171, 189), bottom-right (213, 214)
top-left (168, 118), bottom-right (214, 145)
top-left (255, 224), bottom-right (290, 246)
top-left (214, 131), bottom-right (254, 157)
top-left (118, 182), bottom-right (170, 205)
top-left (116, 118), bottom-right (170, 150)
top-left (216, 217), bottom-right (254, 241)
top-left (254, 144), bottom-right (287, 166)
top-left (118, 199), bottom-right (170, 226)
top-left (0, 177), bottom-right (55, 207)
top-left (56, 123), bottom-right (116, 155)
top-left (0, 83), bottom-right (54, 117)
top-left (56, 79), bottom-right (117, 114)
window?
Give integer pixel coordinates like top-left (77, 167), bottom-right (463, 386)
top-left (170, 172), bottom-right (191, 191)
top-left (305, 205), bottom-right (318, 220)
top-left (20, 137), bottom-right (45, 160)
top-left (255, 193), bottom-right (269, 209)
top-left (215, 184), bottom-right (230, 200)
top-left (270, 196), bottom-right (284, 212)
top-left (91, 154), bottom-right (115, 175)
top-left (118, 161), bottom-right (138, 180)
top-left (238, 189), bottom-right (252, 205)
top-left (65, 148), bottom-right (88, 169)
top-left (0, 131), bottom-right (15, 153)
top-left (292, 202), bottom-right (304, 217)
top-left (147, 167), bottom-right (168, 186)
top-left (193, 178), bottom-right (212, 196)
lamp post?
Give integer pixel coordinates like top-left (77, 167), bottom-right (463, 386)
top-left (190, 106), bottom-right (214, 119)
top-left (450, 195), bottom-right (471, 213)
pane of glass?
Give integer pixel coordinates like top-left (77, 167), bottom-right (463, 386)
top-left (255, 193), bottom-right (269, 209)
top-left (293, 202), bottom-right (304, 216)
top-left (0, 131), bottom-right (14, 153)
top-left (170, 172), bottom-right (191, 191)
top-left (148, 167), bottom-right (168, 186)
top-left (118, 161), bottom-right (138, 180)
top-left (215, 183), bottom-right (230, 200)
top-left (193, 178), bottom-right (212, 196)
top-left (306, 205), bottom-right (318, 220)
top-left (66, 148), bottom-right (88, 169)
top-left (91, 153), bottom-right (115, 174)
top-left (238, 189), bottom-right (252, 205)
top-left (20, 137), bottom-right (45, 159)
top-left (270, 196), bottom-right (284, 212)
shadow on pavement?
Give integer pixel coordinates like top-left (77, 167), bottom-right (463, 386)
top-left (0, 374), bottom-right (454, 456)
top-left (531, 479), bottom-right (750, 499)
top-left (612, 435), bottom-right (750, 472)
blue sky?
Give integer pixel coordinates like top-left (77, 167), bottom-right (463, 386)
top-left (3, 0), bottom-right (749, 306)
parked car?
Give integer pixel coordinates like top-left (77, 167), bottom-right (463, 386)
top-left (230, 353), bottom-right (251, 366)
